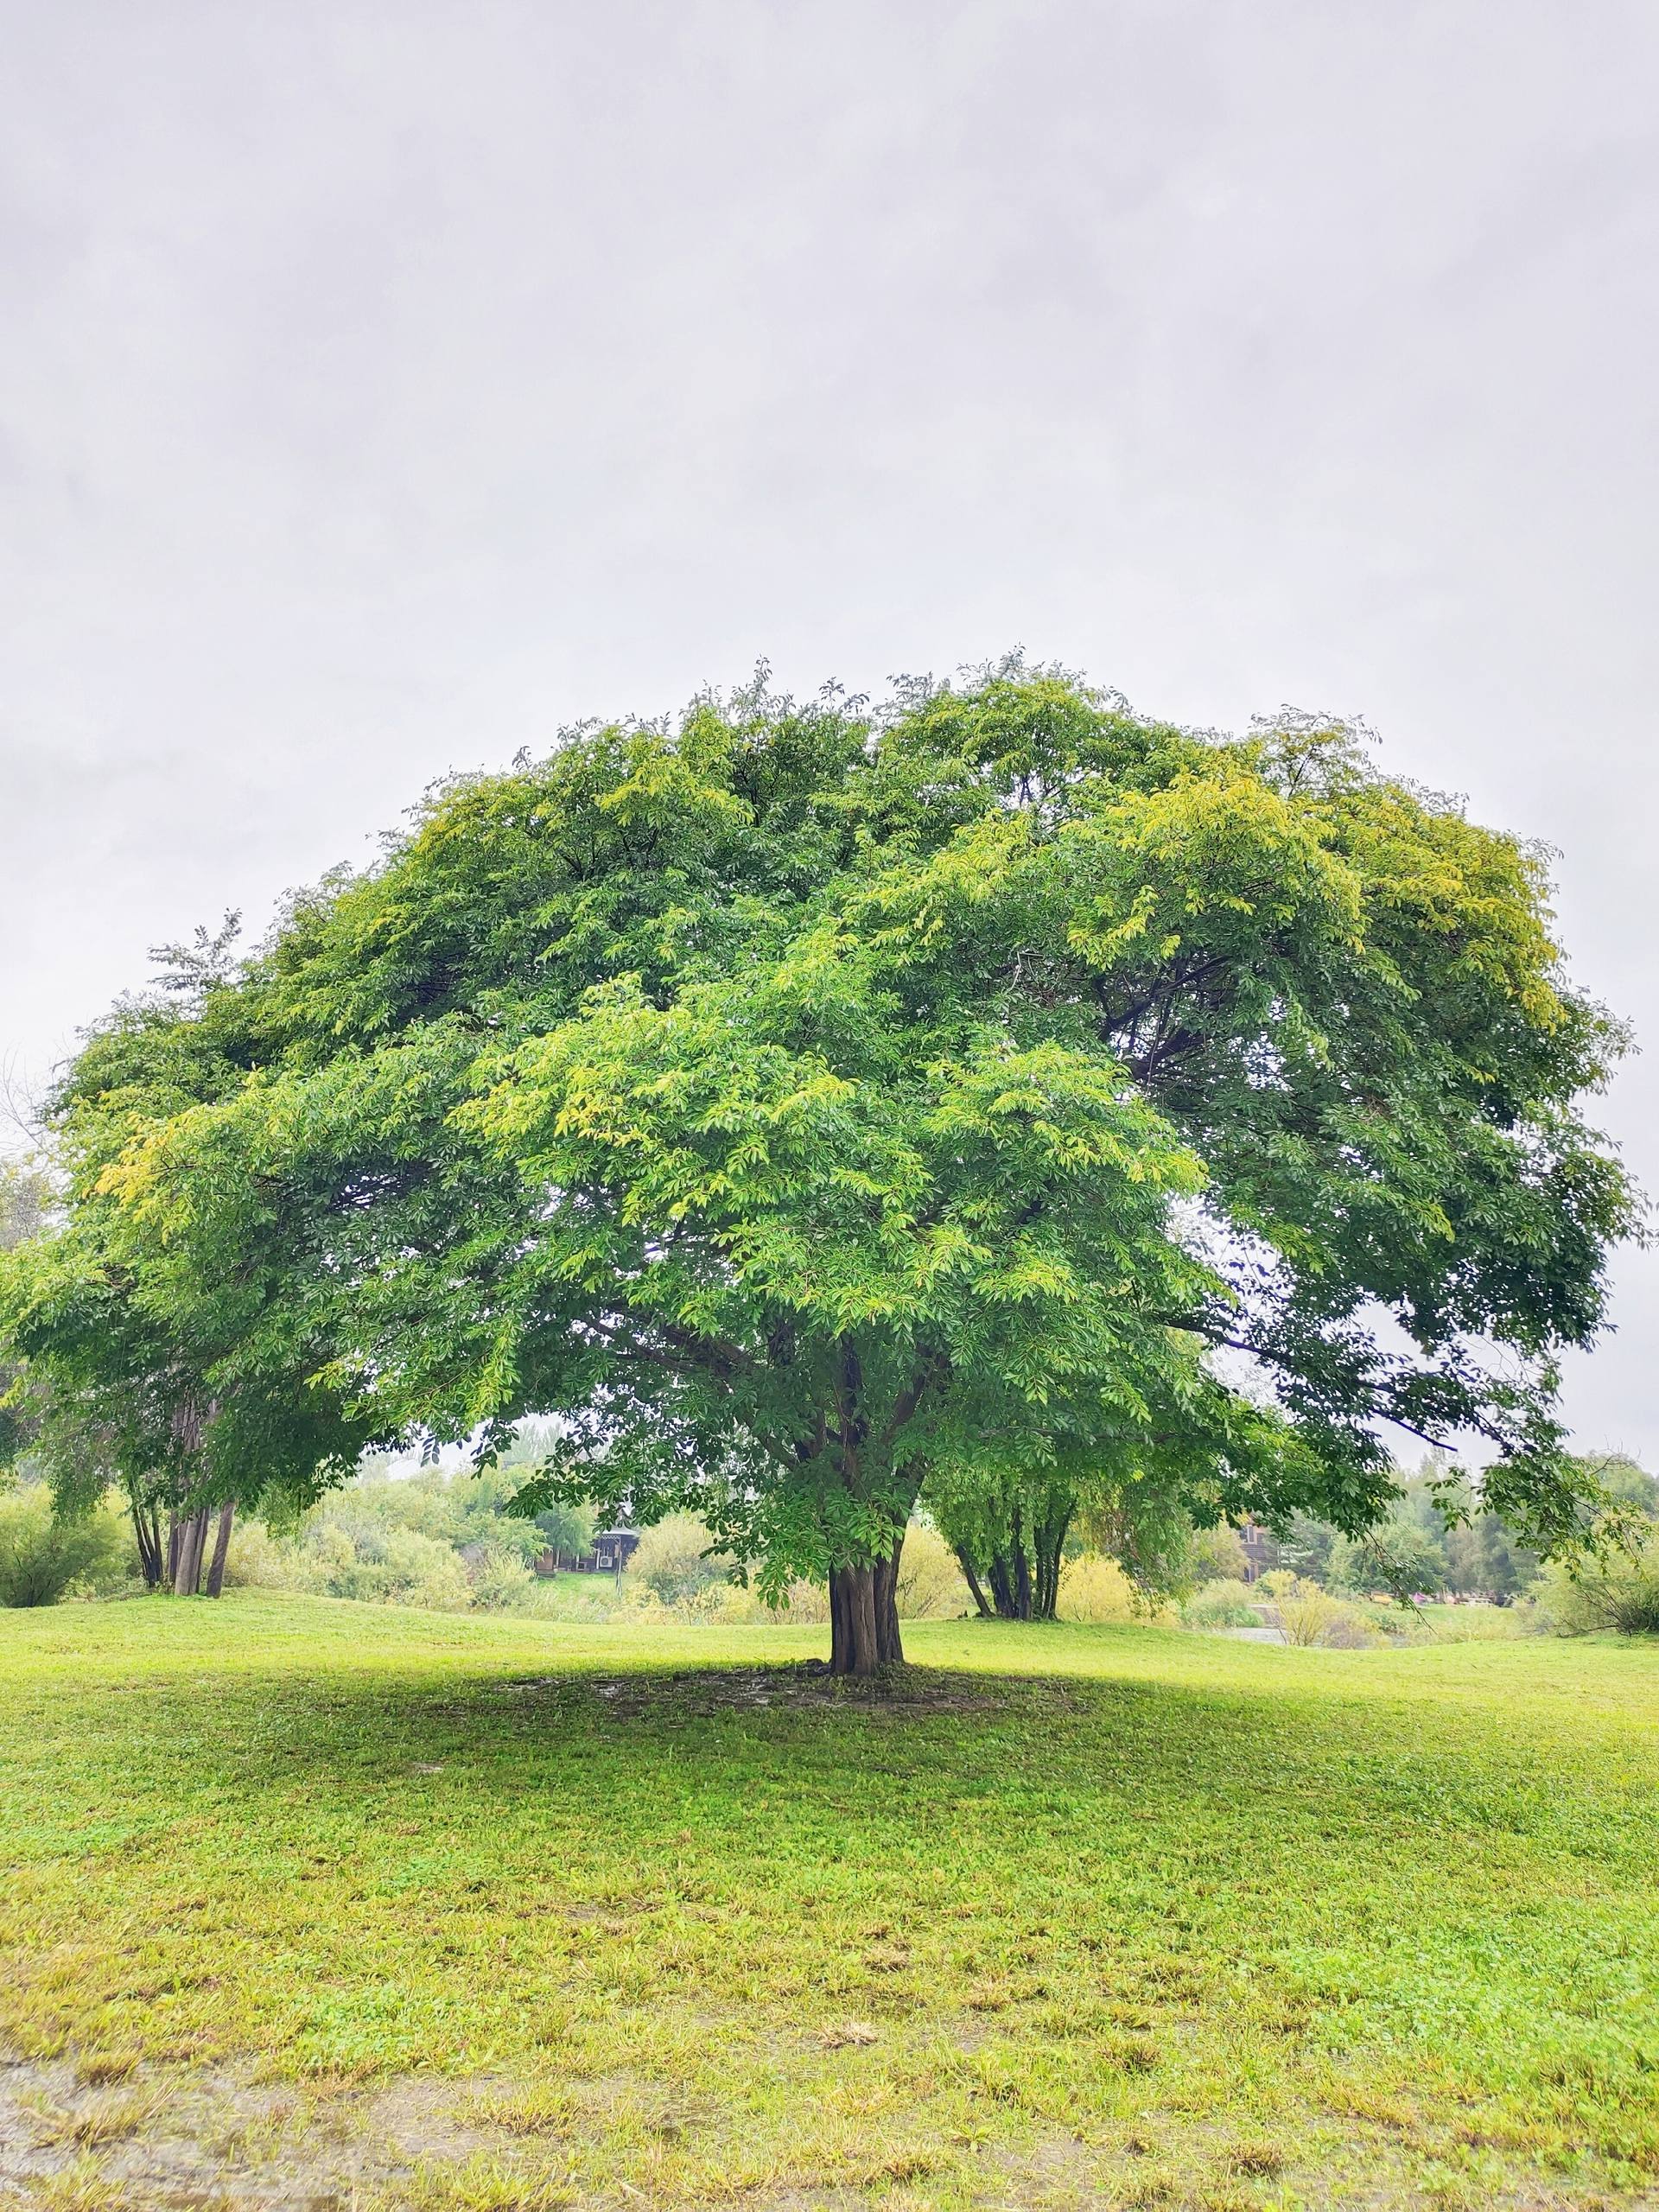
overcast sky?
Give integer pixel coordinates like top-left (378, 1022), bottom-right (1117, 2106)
top-left (3, 0), bottom-right (1655, 1463)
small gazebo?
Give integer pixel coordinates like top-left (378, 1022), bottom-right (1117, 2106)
top-left (592, 1528), bottom-right (640, 1573)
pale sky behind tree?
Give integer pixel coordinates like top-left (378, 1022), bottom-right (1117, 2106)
top-left (3, 0), bottom-right (1655, 1465)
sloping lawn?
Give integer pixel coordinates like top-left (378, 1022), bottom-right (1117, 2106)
top-left (3, 1593), bottom-right (1658, 2210)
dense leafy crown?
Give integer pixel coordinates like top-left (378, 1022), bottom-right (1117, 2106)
top-left (2, 664), bottom-right (1637, 1576)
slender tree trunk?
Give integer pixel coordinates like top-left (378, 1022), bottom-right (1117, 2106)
top-left (975, 1499), bottom-right (1072, 1622)
top-left (987, 1548), bottom-right (1020, 1618)
top-left (173, 1505), bottom-right (210, 1596)
top-left (1011, 1504), bottom-right (1033, 1620)
top-left (956, 1546), bottom-right (994, 1619)
top-left (204, 1498), bottom-right (236, 1599)
top-left (986, 1547), bottom-right (1034, 1619)
top-left (1033, 1503), bottom-right (1071, 1621)
top-left (167, 1510), bottom-right (181, 1586)
top-left (130, 1491), bottom-right (164, 1588)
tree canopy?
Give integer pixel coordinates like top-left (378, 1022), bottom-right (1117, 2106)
top-left (0, 663), bottom-right (1637, 1669)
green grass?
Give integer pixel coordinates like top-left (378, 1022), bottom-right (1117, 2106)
top-left (3, 1593), bottom-right (1659, 2209)
top-left (531, 1567), bottom-right (621, 1599)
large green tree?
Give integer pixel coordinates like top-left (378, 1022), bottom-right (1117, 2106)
top-left (3, 665), bottom-right (1637, 1669)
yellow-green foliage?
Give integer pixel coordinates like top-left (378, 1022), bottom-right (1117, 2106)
top-left (20, 669), bottom-right (1632, 1669)
top-left (230, 1513), bottom-right (475, 1612)
top-left (222, 1515), bottom-right (296, 1591)
top-left (632, 1522), bottom-right (968, 1626)
top-left (1537, 1527), bottom-right (1659, 1636)
top-left (1188, 1520), bottom-right (1249, 1581)
top-left (893, 1522), bottom-right (971, 1618)
top-left (1258, 1569), bottom-right (1347, 1647)
top-left (0, 1484), bottom-right (130, 1607)
top-left (4, 1595), bottom-right (1659, 2209)
top-left (620, 1514), bottom-right (733, 1609)
top-left (1056, 1553), bottom-right (1154, 1623)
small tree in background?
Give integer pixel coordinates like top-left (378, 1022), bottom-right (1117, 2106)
top-left (0, 1160), bottom-right (52, 1473)
top-left (0, 971), bottom-right (382, 1593)
top-left (1330, 1518), bottom-right (1447, 1599)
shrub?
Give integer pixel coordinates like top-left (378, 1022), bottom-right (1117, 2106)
top-left (1410, 1599), bottom-right (1541, 1643)
top-left (0, 1484), bottom-right (131, 1607)
top-left (763, 1578), bottom-right (832, 1625)
top-left (250, 1517), bottom-right (474, 1611)
top-left (622, 1515), bottom-right (733, 1608)
top-left (1180, 1577), bottom-right (1262, 1630)
top-left (335, 1527), bottom-right (474, 1610)
top-left (517, 1577), bottom-right (620, 1624)
top-left (1057, 1555), bottom-right (1151, 1624)
top-left (1258, 1570), bottom-right (1341, 1647)
top-left (1609, 1583), bottom-right (1659, 1634)
top-left (222, 1517), bottom-right (296, 1590)
top-left (1317, 1599), bottom-right (1386, 1649)
top-left (469, 1545), bottom-right (537, 1612)
top-left (894, 1523), bottom-right (971, 1618)
top-left (715, 1525), bottom-right (967, 1627)
top-left (1538, 1534), bottom-right (1659, 1636)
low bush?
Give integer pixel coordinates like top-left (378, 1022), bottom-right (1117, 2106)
top-left (1258, 1570), bottom-right (1339, 1646)
top-left (1537, 1533), bottom-right (1659, 1636)
top-left (0, 1484), bottom-right (131, 1607)
top-left (1256, 1570), bottom-right (1387, 1649)
top-left (621, 1515), bottom-right (733, 1608)
top-left (1058, 1554), bottom-right (1155, 1624)
top-left (222, 1517), bottom-right (296, 1591)
top-left (470, 1545), bottom-right (537, 1612)
top-left (1179, 1577), bottom-right (1261, 1630)
top-left (751, 1578), bottom-right (831, 1626)
top-left (228, 1515), bottom-right (474, 1611)
top-left (894, 1523), bottom-right (972, 1618)
top-left (1318, 1599), bottom-right (1387, 1649)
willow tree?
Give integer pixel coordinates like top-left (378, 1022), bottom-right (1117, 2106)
top-left (20, 664), bottom-right (1636, 1669)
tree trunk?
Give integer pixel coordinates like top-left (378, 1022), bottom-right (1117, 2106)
top-left (1011, 1505), bottom-right (1033, 1619)
top-left (956, 1546), bottom-right (994, 1619)
top-left (130, 1491), bottom-right (164, 1588)
top-left (987, 1548), bottom-right (1020, 1618)
top-left (829, 1533), bottom-right (906, 1676)
top-left (1033, 1503), bottom-right (1071, 1620)
top-left (874, 1535), bottom-right (904, 1665)
top-left (204, 1498), bottom-right (236, 1599)
top-left (976, 1499), bottom-right (1071, 1622)
top-left (173, 1505), bottom-right (210, 1596)
top-left (986, 1546), bottom-right (1034, 1619)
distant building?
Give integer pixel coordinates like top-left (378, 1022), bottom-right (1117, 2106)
top-left (533, 1527), bottom-right (641, 1576)
top-left (1236, 1518), bottom-right (1274, 1583)
top-left (593, 1528), bottom-right (639, 1573)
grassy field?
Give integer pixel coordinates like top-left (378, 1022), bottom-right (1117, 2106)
top-left (3, 1596), bottom-right (1659, 2211)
